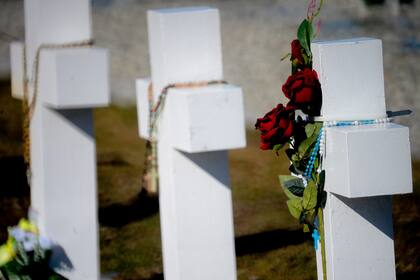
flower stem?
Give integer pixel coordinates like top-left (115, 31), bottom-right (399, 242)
top-left (318, 207), bottom-right (327, 280)
top-left (309, 0), bottom-right (324, 22)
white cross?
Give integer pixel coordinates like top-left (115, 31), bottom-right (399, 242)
top-left (312, 38), bottom-right (412, 279)
top-left (136, 7), bottom-right (246, 280)
top-left (10, 0), bottom-right (109, 279)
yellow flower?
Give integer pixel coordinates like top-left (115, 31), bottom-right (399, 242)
top-left (18, 219), bottom-right (38, 234)
top-left (0, 239), bottom-right (15, 267)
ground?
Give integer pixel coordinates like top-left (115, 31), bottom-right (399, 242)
top-left (0, 81), bottom-right (419, 279)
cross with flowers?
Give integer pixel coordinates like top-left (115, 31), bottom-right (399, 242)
top-left (256, 1), bottom-right (413, 279)
top-left (255, 0), bottom-right (325, 236)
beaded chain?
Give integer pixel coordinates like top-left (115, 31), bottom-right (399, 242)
top-left (141, 80), bottom-right (228, 195)
top-left (304, 127), bottom-right (324, 178)
top-left (21, 40), bottom-right (94, 185)
top-left (305, 116), bottom-right (393, 255)
top-left (303, 117), bottom-right (392, 179)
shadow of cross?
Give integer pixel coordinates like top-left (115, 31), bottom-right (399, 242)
top-left (235, 228), bottom-right (308, 257)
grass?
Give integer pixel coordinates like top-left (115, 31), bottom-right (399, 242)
top-left (94, 105), bottom-right (318, 280)
top-left (0, 81), bottom-right (29, 245)
top-left (0, 80), bottom-right (419, 279)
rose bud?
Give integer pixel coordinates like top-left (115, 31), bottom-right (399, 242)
top-left (255, 104), bottom-right (295, 150)
top-left (282, 68), bottom-right (322, 116)
top-left (291, 39), bottom-right (306, 68)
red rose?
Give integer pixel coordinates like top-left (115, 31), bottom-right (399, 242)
top-left (255, 104), bottom-right (295, 150)
top-left (282, 68), bottom-right (322, 116)
top-left (291, 39), bottom-right (305, 68)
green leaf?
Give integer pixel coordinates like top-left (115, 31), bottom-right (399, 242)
top-left (297, 19), bottom-right (313, 58)
top-left (298, 135), bottom-right (316, 158)
top-left (303, 224), bottom-right (310, 233)
top-left (285, 148), bottom-right (295, 161)
top-left (305, 122), bottom-right (323, 138)
top-left (287, 198), bottom-right (303, 219)
top-left (279, 175), bottom-right (305, 198)
top-left (313, 156), bottom-right (319, 175)
top-left (308, 20), bottom-right (315, 42)
top-left (318, 190), bottom-right (327, 209)
top-left (304, 123), bottom-right (316, 138)
top-left (291, 153), bottom-right (300, 163)
top-left (298, 122), bottom-right (323, 158)
top-left (279, 175), bottom-right (304, 189)
top-left (305, 208), bottom-right (316, 225)
top-left (303, 181), bottom-right (318, 210)
top-left (318, 170), bottom-right (325, 190)
top-left (273, 143), bottom-right (285, 153)
top-left (288, 185), bottom-right (305, 198)
top-left (289, 163), bottom-right (304, 176)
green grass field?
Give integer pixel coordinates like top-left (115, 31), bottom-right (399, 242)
top-left (0, 81), bottom-right (419, 279)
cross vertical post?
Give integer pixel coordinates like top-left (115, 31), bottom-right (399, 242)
top-left (312, 38), bottom-right (412, 280)
top-left (10, 0), bottom-right (109, 279)
top-left (136, 7), bottom-right (246, 280)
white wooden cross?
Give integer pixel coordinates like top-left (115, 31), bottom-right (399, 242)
top-left (312, 38), bottom-right (412, 279)
top-left (136, 7), bottom-right (246, 280)
top-left (10, 0), bottom-right (109, 279)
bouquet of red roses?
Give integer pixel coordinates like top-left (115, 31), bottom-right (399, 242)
top-left (255, 0), bottom-right (325, 236)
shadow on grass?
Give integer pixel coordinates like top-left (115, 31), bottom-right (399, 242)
top-left (99, 189), bottom-right (159, 227)
top-left (235, 228), bottom-right (308, 256)
top-left (0, 156), bottom-right (29, 197)
top-left (397, 271), bottom-right (420, 280)
top-left (0, 156), bottom-right (30, 242)
top-left (141, 273), bottom-right (164, 280)
top-left (97, 152), bottom-right (130, 167)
